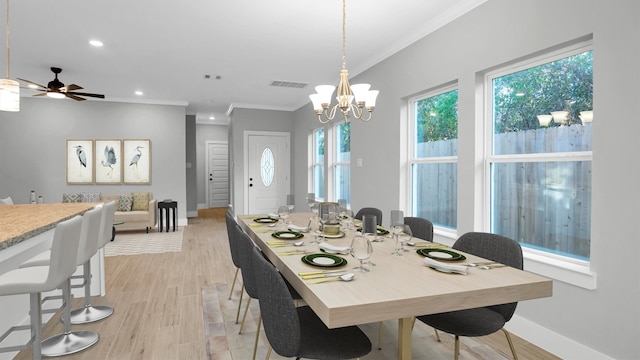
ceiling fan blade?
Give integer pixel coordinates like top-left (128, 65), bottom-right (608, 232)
top-left (61, 84), bottom-right (83, 92)
top-left (20, 87), bottom-right (46, 92)
top-left (33, 93), bottom-right (48, 97)
top-left (65, 93), bottom-right (86, 101)
top-left (68, 91), bottom-right (105, 99)
top-left (16, 78), bottom-right (48, 90)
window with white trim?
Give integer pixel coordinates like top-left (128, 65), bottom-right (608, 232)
top-left (486, 43), bottom-right (593, 262)
top-left (333, 122), bottom-right (350, 206)
top-left (311, 128), bottom-right (325, 201)
top-left (309, 123), bottom-right (351, 205)
top-left (409, 86), bottom-right (458, 231)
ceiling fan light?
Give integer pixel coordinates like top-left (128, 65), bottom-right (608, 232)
top-left (47, 91), bottom-right (65, 99)
top-left (0, 79), bottom-right (20, 111)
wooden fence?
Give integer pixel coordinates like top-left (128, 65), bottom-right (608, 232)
top-left (414, 124), bottom-right (592, 259)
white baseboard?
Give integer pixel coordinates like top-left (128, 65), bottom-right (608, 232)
top-left (187, 210), bottom-right (198, 218)
top-left (197, 203), bottom-right (208, 209)
top-left (508, 315), bottom-right (614, 360)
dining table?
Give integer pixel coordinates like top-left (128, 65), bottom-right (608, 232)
top-left (237, 212), bottom-right (553, 360)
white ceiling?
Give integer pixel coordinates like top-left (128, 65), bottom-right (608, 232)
top-left (2, 0), bottom-right (485, 123)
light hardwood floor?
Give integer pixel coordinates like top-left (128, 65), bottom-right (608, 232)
top-left (14, 208), bottom-right (560, 359)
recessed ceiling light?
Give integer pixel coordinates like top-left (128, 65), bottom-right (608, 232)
top-left (209, 116), bottom-right (215, 120)
top-left (89, 40), bottom-right (103, 47)
top-left (135, 90), bottom-right (143, 95)
top-left (28, 84), bottom-right (38, 89)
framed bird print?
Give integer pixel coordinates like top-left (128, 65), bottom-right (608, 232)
top-left (95, 139), bottom-right (122, 184)
top-left (66, 139), bottom-right (94, 184)
top-left (123, 139), bottom-right (151, 184)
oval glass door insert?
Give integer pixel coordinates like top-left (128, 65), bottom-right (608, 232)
top-left (260, 147), bottom-right (275, 186)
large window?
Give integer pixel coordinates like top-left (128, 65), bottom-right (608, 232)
top-left (409, 87), bottom-right (458, 230)
top-left (311, 128), bottom-right (325, 200)
top-left (334, 122), bottom-right (351, 206)
top-left (487, 44), bottom-right (593, 261)
top-left (309, 123), bottom-right (351, 205)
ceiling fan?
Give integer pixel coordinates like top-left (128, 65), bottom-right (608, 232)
top-left (17, 67), bottom-right (105, 101)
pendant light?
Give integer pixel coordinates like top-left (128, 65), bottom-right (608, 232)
top-left (0, 0), bottom-right (18, 112)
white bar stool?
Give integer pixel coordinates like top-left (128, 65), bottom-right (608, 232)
top-left (19, 206), bottom-right (103, 357)
top-left (69, 200), bottom-right (116, 323)
top-left (0, 215), bottom-right (83, 360)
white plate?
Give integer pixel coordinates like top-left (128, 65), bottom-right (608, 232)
top-left (429, 251), bottom-right (454, 259)
top-left (278, 233), bottom-right (297, 238)
top-left (312, 257), bottom-right (337, 265)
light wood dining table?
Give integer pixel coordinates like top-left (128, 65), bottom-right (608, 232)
top-left (237, 212), bottom-right (552, 360)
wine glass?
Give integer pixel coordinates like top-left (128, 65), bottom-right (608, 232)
top-left (286, 194), bottom-right (295, 219)
top-left (341, 209), bottom-right (354, 231)
top-left (390, 225), bottom-right (403, 255)
top-left (277, 205), bottom-right (289, 230)
top-left (350, 234), bottom-right (373, 272)
top-left (361, 215), bottom-right (378, 242)
top-left (319, 213), bottom-right (329, 243)
top-left (394, 225), bottom-right (413, 255)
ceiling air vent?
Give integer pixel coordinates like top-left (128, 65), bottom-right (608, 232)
top-left (270, 80), bottom-right (308, 89)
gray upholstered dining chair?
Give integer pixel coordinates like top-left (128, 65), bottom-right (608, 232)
top-left (415, 232), bottom-right (523, 360)
top-left (235, 223), bottom-right (303, 359)
top-left (354, 207), bottom-right (382, 226)
top-left (235, 225), bottom-right (264, 360)
top-left (404, 216), bottom-right (434, 242)
top-left (224, 209), bottom-right (244, 323)
top-left (251, 246), bottom-right (372, 360)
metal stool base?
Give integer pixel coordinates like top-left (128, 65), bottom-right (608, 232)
top-left (40, 331), bottom-right (99, 357)
top-left (69, 305), bottom-right (114, 324)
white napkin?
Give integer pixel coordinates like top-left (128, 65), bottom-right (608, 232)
top-left (267, 213), bottom-right (279, 218)
top-left (288, 224), bottom-right (310, 232)
top-left (422, 257), bottom-right (468, 275)
top-left (318, 242), bottom-right (350, 255)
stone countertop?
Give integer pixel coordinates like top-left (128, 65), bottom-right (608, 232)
top-left (0, 203), bottom-right (98, 251)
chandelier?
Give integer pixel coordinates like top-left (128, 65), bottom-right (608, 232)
top-left (309, 0), bottom-right (378, 124)
top-left (0, 0), bottom-right (18, 112)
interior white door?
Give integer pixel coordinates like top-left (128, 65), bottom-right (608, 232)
top-left (246, 132), bottom-right (289, 214)
top-left (207, 142), bottom-right (229, 208)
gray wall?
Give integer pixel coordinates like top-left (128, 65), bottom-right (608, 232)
top-left (0, 97), bottom-right (188, 226)
top-left (288, 0), bottom-right (638, 358)
top-left (195, 123), bottom-right (228, 210)
top-left (185, 115), bottom-right (197, 216)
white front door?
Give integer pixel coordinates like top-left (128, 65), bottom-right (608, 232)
top-left (245, 131), bottom-right (290, 214)
top-left (207, 141), bottom-right (229, 208)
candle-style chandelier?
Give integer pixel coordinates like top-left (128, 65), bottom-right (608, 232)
top-left (308, 0), bottom-right (379, 124)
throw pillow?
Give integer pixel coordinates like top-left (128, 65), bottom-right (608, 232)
top-left (81, 192), bottom-right (101, 202)
top-left (62, 193), bottom-right (82, 203)
top-left (118, 194), bottom-right (133, 212)
top-left (131, 192), bottom-right (150, 211)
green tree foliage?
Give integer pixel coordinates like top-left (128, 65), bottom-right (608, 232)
top-left (416, 89), bottom-right (458, 143)
top-left (414, 51), bottom-right (592, 141)
top-left (316, 129), bottom-right (324, 156)
top-left (493, 51), bottom-right (593, 133)
top-left (338, 122), bottom-right (350, 153)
